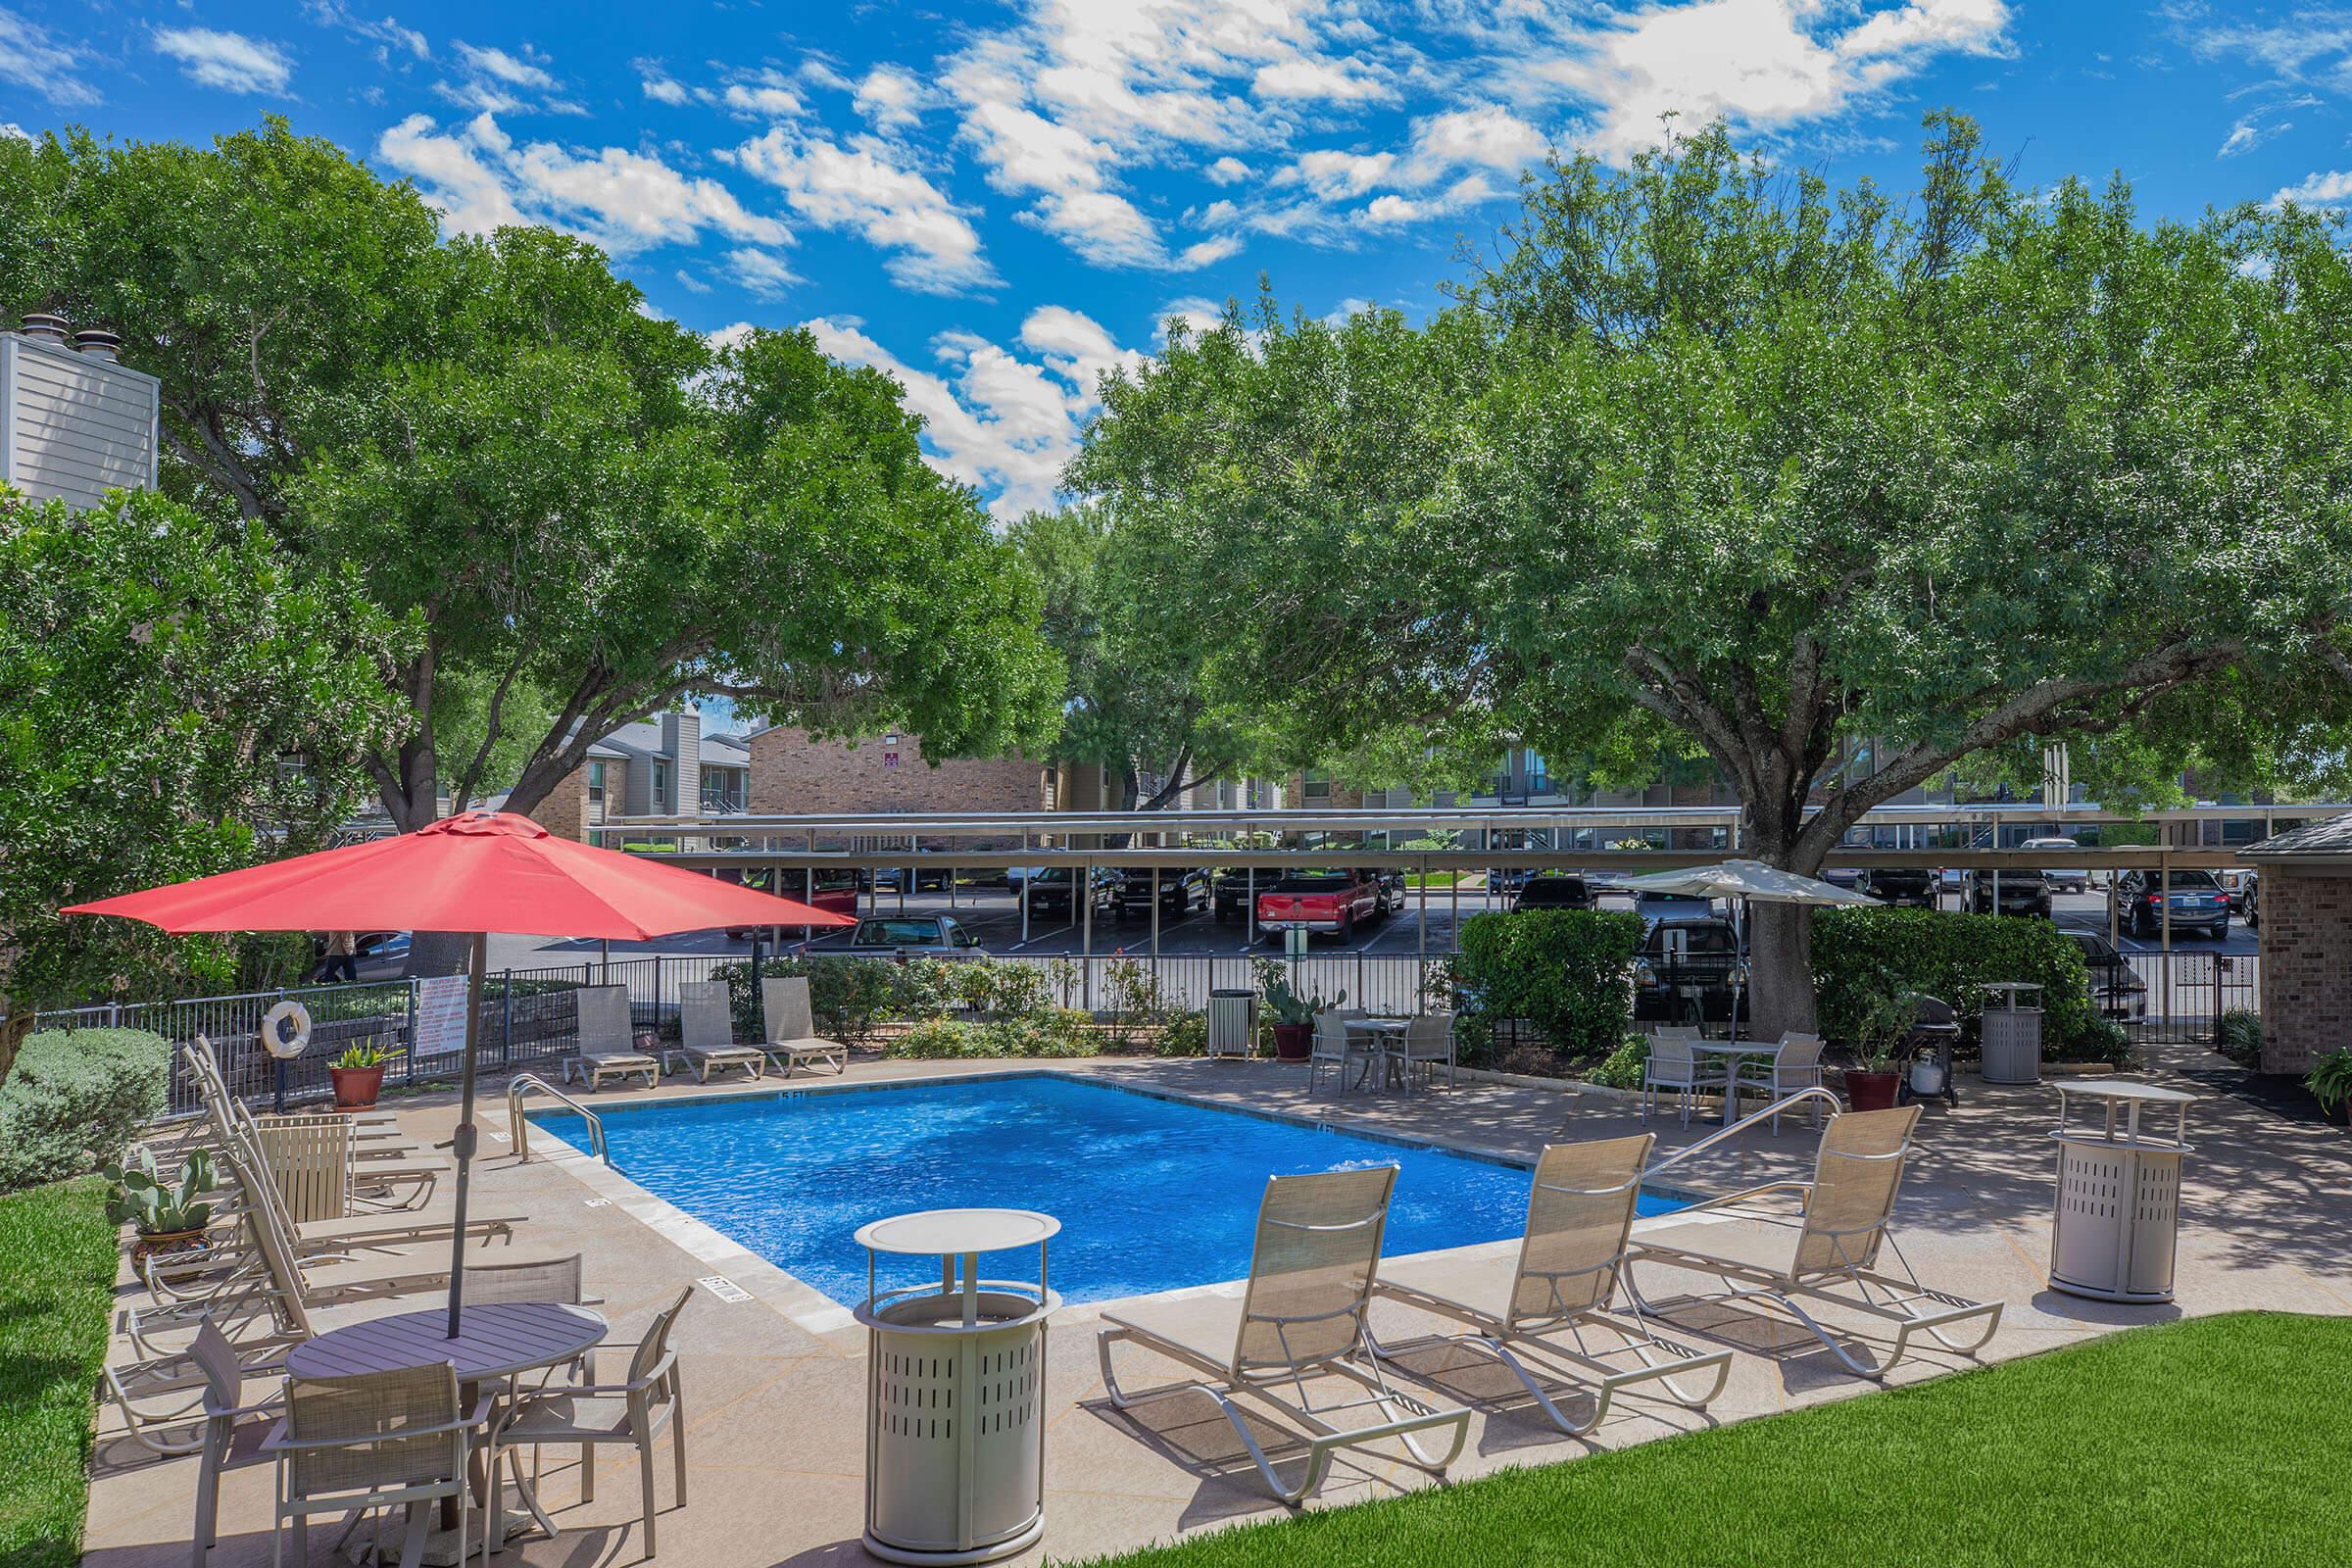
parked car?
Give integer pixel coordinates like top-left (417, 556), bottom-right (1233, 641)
top-left (724, 868), bottom-right (859, 938)
top-left (839, 915), bottom-right (983, 957)
top-left (1962, 868), bottom-right (2052, 918)
top-left (2244, 872), bottom-right (2261, 928)
top-left (2214, 868), bottom-right (2258, 915)
top-left (1488, 866), bottom-right (1532, 894)
top-left (866, 855), bottom-right (954, 894)
top-left (1117, 866), bottom-right (1209, 917)
top-left (2109, 868), bottom-right (2230, 940)
top-left (1855, 867), bottom-right (1936, 907)
top-left (2066, 931), bottom-right (2148, 1022)
top-left (1819, 865), bottom-right (1862, 890)
top-left (2021, 838), bottom-right (2091, 894)
top-left (1212, 867), bottom-right (1273, 923)
top-left (1024, 866), bottom-right (1122, 919)
top-left (1632, 916), bottom-right (1748, 1025)
top-left (1510, 873), bottom-right (1592, 912)
top-left (1633, 892), bottom-right (1717, 930)
top-left (1937, 866), bottom-right (1965, 894)
top-left (1255, 870), bottom-right (1385, 942)
top-left (1366, 866), bottom-right (1406, 914)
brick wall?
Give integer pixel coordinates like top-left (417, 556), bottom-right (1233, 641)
top-left (747, 727), bottom-right (1048, 824)
top-left (2256, 869), bottom-right (2352, 1074)
top-left (530, 764), bottom-right (592, 843)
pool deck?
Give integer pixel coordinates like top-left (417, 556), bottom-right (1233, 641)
top-left (84, 1044), bottom-right (2352, 1567)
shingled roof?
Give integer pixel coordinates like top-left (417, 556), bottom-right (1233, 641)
top-left (2242, 812), bottom-right (2352, 858)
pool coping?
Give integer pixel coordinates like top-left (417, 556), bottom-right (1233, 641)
top-left (514, 1060), bottom-right (1710, 1340)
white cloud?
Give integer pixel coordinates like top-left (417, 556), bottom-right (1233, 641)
top-left (1205, 155), bottom-right (1251, 185)
top-left (437, 38), bottom-right (581, 115)
top-left (804, 307), bottom-right (1148, 516)
top-left (636, 59), bottom-right (690, 105)
top-left (1154, 295), bottom-right (1226, 344)
top-left (1511, 0), bottom-right (2012, 164)
top-left (730, 128), bottom-right (999, 293)
top-left (1175, 234), bottom-right (1244, 267)
top-left (1252, 56), bottom-right (1390, 102)
top-left (304, 4), bottom-right (426, 62)
top-left (708, 320), bottom-right (759, 354)
top-left (729, 248), bottom-right (802, 299)
top-left (376, 113), bottom-right (791, 254)
top-left (154, 27), bottom-right (294, 95)
top-left (0, 7), bottom-right (99, 106)
top-left (855, 65), bottom-right (933, 130)
top-left (2272, 169), bottom-right (2352, 208)
top-left (454, 42), bottom-right (556, 90)
top-left (721, 77), bottom-right (806, 121)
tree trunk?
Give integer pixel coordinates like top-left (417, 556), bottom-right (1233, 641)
top-left (1744, 902), bottom-right (1817, 1040)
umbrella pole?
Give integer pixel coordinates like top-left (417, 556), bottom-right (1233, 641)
top-left (446, 930), bottom-right (487, 1339)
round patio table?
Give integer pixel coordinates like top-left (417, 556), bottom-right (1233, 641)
top-left (1343, 1016), bottom-right (1411, 1092)
top-left (1690, 1039), bottom-right (1780, 1125)
top-left (287, 1301), bottom-right (608, 1550)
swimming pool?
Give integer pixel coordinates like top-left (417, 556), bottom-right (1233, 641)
top-left (529, 1074), bottom-right (1683, 1306)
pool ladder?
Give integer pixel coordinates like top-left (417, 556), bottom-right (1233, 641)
top-left (508, 1072), bottom-right (611, 1165)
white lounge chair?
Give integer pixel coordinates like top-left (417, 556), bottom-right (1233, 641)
top-left (563, 986), bottom-right (661, 1090)
top-left (1627, 1105), bottom-right (2004, 1379)
top-left (1375, 1133), bottom-right (1731, 1434)
top-left (760, 976), bottom-right (849, 1077)
top-left (664, 981), bottom-right (767, 1083)
top-left (1097, 1166), bottom-right (1469, 1503)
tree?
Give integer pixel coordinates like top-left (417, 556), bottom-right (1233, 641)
top-left (0, 490), bottom-right (407, 1076)
top-left (1072, 116), bottom-right (2352, 1032)
top-left (2, 124), bottom-right (1065, 858)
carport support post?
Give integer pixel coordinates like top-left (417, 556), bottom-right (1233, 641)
top-left (1151, 867), bottom-right (1160, 956)
top-left (1417, 854), bottom-right (1428, 1002)
top-left (2160, 846), bottom-right (2173, 1024)
top-left (1082, 859), bottom-right (1095, 1011)
top-left (1449, 871), bottom-right (1459, 954)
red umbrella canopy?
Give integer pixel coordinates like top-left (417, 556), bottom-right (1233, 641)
top-left (63, 810), bottom-right (856, 939)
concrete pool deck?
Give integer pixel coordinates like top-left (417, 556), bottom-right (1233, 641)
top-left (83, 1045), bottom-right (2352, 1567)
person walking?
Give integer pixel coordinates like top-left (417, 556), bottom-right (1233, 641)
top-left (317, 929), bottom-right (359, 984)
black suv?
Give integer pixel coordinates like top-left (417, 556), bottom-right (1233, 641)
top-left (1856, 867), bottom-right (1936, 907)
top-left (1117, 866), bottom-right (1209, 917)
top-left (2066, 931), bottom-right (2148, 1021)
top-left (1632, 916), bottom-right (1748, 1024)
top-left (1023, 866), bottom-right (1121, 918)
top-left (1511, 873), bottom-right (1592, 912)
top-left (1962, 869), bottom-right (2052, 918)
top-left (2109, 869), bottom-right (2230, 939)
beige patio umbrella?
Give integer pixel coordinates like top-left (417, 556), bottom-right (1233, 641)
top-left (1611, 859), bottom-right (1881, 1037)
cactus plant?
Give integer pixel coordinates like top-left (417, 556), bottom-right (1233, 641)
top-left (101, 1146), bottom-right (216, 1237)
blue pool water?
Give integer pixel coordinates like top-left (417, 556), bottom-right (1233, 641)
top-left (530, 1075), bottom-right (1681, 1306)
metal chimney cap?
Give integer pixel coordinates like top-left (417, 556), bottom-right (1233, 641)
top-left (72, 327), bottom-right (122, 362)
top-left (18, 310), bottom-right (70, 343)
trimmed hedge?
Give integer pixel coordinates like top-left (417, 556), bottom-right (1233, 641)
top-left (1451, 909), bottom-right (1643, 1061)
top-left (0, 1029), bottom-right (172, 1195)
top-left (1811, 908), bottom-right (2109, 1058)
top-left (711, 956), bottom-right (1059, 1044)
top-left (889, 1010), bottom-right (1099, 1059)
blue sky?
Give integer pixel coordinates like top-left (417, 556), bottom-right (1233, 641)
top-left (3, 3), bottom-right (2349, 516)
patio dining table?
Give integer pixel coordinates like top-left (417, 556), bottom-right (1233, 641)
top-left (1690, 1039), bottom-right (1781, 1125)
top-left (1342, 1016), bottom-right (1413, 1093)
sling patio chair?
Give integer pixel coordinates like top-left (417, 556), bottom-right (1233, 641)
top-left (1096, 1166), bottom-right (1470, 1504)
top-left (1739, 1033), bottom-right (1827, 1132)
top-left (1625, 1105), bottom-right (2004, 1380)
top-left (1641, 1031), bottom-right (1732, 1127)
top-left (263, 1361), bottom-right (492, 1568)
top-left (665, 981), bottom-right (768, 1082)
top-left (760, 975), bottom-right (850, 1077)
top-left (1373, 1133), bottom-right (1732, 1436)
top-left (246, 1112), bottom-right (443, 1220)
top-left (1398, 1012), bottom-right (1458, 1092)
top-left (561, 986), bottom-right (662, 1091)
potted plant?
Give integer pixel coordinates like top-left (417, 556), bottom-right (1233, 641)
top-left (329, 1042), bottom-right (396, 1109)
top-left (1841, 992), bottom-right (1916, 1112)
top-left (102, 1147), bottom-right (217, 1277)
top-left (1260, 967), bottom-right (1344, 1062)
top-left (2307, 1049), bottom-right (2352, 1125)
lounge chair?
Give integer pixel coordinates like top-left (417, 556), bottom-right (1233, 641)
top-left (563, 986), bottom-right (661, 1090)
top-left (760, 975), bottom-right (849, 1077)
top-left (1375, 1133), bottom-right (1732, 1435)
top-left (664, 981), bottom-right (767, 1082)
top-left (1097, 1166), bottom-right (1469, 1503)
top-left (246, 1112), bottom-right (442, 1218)
top-left (1626, 1105), bottom-right (2004, 1379)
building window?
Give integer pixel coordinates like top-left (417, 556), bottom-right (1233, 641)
top-left (587, 760), bottom-right (607, 823)
top-left (651, 760), bottom-right (668, 808)
top-left (1524, 751), bottom-right (1551, 795)
top-left (702, 769), bottom-right (746, 813)
top-left (1301, 772), bottom-right (1331, 800)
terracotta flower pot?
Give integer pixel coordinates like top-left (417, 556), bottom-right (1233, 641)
top-left (1271, 1022), bottom-right (1314, 1061)
top-left (133, 1229), bottom-right (211, 1284)
top-left (330, 1063), bottom-right (386, 1110)
top-left (1843, 1068), bottom-right (1901, 1112)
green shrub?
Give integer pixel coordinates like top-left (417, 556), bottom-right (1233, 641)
top-left (0, 1029), bottom-right (172, 1195)
top-left (888, 1010), bottom-right (1099, 1060)
top-left (1587, 1034), bottom-right (1650, 1090)
top-left (1811, 908), bottom-right (2102, 1057)
top-left (2216, 1009), bottom-right (2263, 1067)
top-left (1449, 909), bottom-right (1643, 1062)
top-left (1155, 1011), bottom-right (1208, 1056)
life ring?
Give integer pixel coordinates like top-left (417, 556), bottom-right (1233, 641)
top-left (260, 999), bottom-right (313, 1059)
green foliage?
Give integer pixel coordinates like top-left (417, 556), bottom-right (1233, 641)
top-left (99, 1147), bottom-right (215, 1236)
top-left (2216, 1009), bottom-right (2265, 1068)
top-left (713, 956), bottom-right (1056, 1043)
top-left (0, 1030), bottom-right (172, 1195)
top-left (0, 491), bottom-right (406, 1011)
top-left (0, 1178), bottom-right (119, 1568)
top-left (1845, 992), bottom-right (1923, 1074)
top-left (1154, 1011), bottom-right (1209, 1057)
top-left (1587, 1035), bottom-right (1650, 1091)
top-left (1449, 910), bottom-right (1643, 1061)
top-left (2307, 1050), bottom-right (2352, 1111)
top-left (1812, 908), bottom-right (2102, 1056)
top-left (1256, 961), bottom-right (1344, 1026)
top-left (330, 1043), bottom-right (397, 1070)
top-left (888, 1011), bottom-right (1099, 1060)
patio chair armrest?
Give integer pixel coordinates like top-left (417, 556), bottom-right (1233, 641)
top-left (500, 1359), bottom-right (676, 1412)
top-left (262, 1396), bottom-right (495, 1453)
top-left (1659, 1180), bottom-right (1814, 1218)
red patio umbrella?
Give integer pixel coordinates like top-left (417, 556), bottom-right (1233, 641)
top-left (66, 810), bottom-right (854, 1335)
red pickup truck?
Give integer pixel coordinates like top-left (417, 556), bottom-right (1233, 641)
top-left (1254, 870), bottom-right (1385, 943)
top-left (723, 868), bottom-right (859, 938)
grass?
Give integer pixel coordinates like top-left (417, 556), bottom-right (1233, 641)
top-left (1073, 1312), bottom-right (2349, 1568)
top-left (0, 1178), bottom-right (118, 1568)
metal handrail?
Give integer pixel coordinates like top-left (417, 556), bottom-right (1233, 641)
top-left (1643, 1087), bottom-right (1846, 1180)
top-left (507, 1073), bottom-right (609, 1164)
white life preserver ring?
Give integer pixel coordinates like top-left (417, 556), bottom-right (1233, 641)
top-left (260, 999), bottom-right (313, 1059)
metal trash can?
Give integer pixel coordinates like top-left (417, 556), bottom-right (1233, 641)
top-left (856, 1208), bottom-right (1060, 1565)
top-left (1980, 982), bottom-right (2044, 1085)
top-left (2048, 1082), bottom-right (2197, 1303)
top-left (1206, 989), bottom-right (1258, 1059)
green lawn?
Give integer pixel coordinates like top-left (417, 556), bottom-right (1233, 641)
top-left (0, 1179), bottom-right (118, 1568)
top-left (1074, 1312), bottom-right (2348, 1568)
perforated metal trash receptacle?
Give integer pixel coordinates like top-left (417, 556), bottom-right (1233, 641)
top-left (2048, 1082), bottom-right (2197, 1303)
top-left (855, 1209), bottom-right (1061, 1565)
top-left (1980, 982), bottom-right (2044, 1085)
top-left (1206, 989), bottom-right (1258, 1058)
